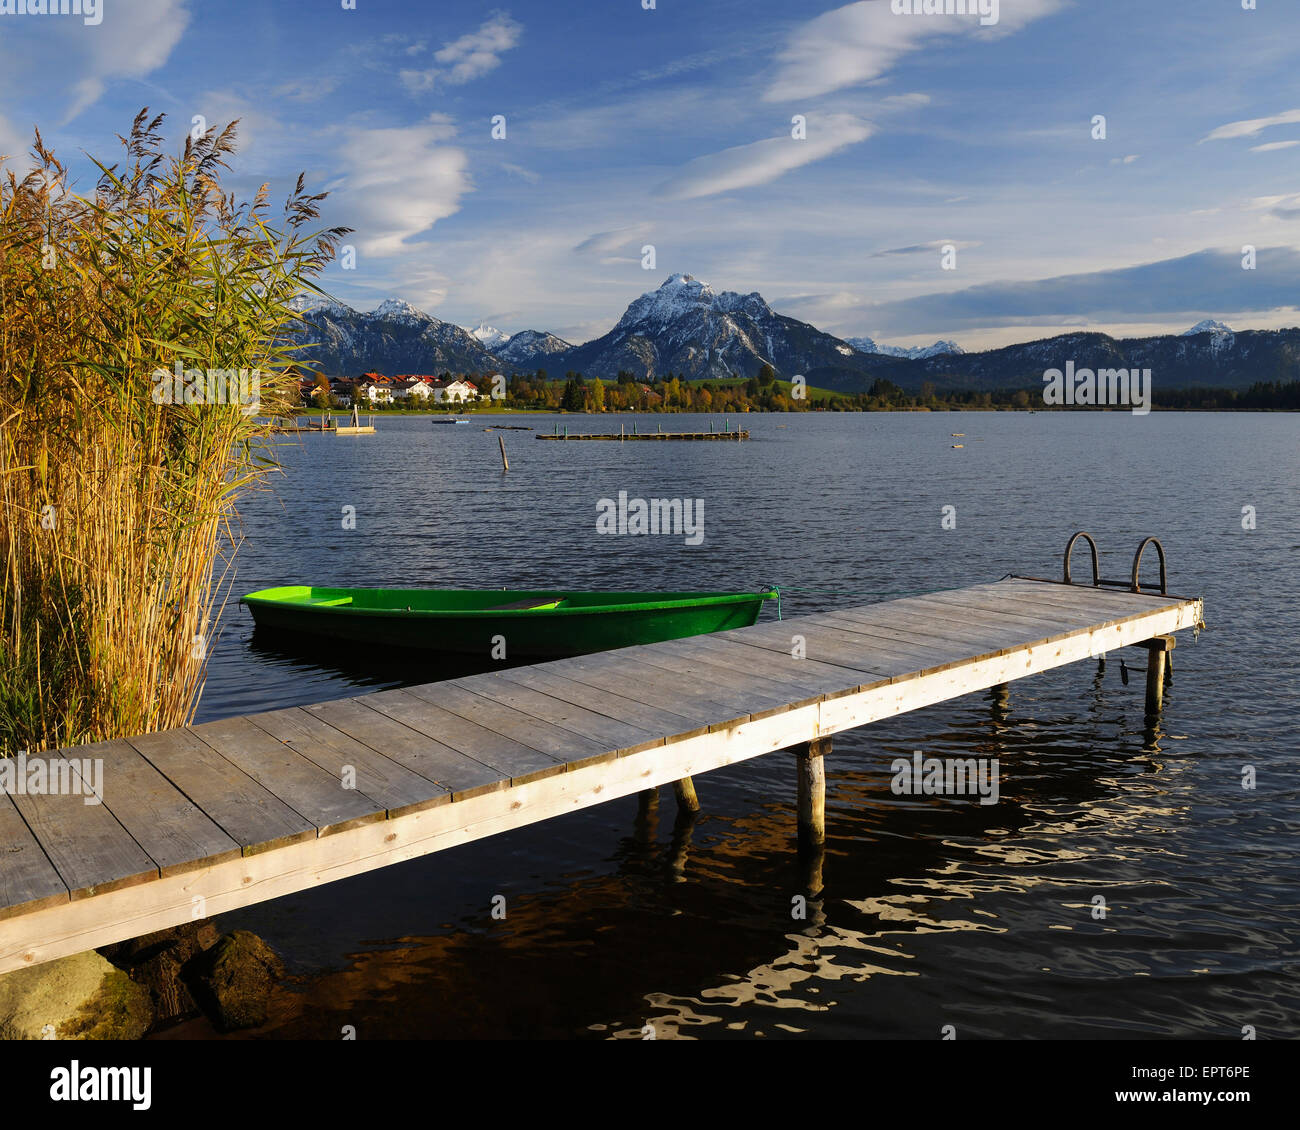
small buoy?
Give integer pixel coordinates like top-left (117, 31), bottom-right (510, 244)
top-left (1120, 659), bottom-right (1130, 685)
top-left (951, 444), bottom-right (964, 448)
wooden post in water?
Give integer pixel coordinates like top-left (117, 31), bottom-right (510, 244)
top-left (498, 433), bottom-right (509, 471)
top-left (1142, 635), bottom-right (1175, 713)
top-left (795, 737), bottom-right (829, 846)
top-left (672, 776), bottom-right (700, 814)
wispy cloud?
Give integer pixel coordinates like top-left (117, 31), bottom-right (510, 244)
top-left (764, 0), bottom-right (1063, 102)
top-left (874, 239), bottom-right (982, 257)
top-left (329, 116), bottom-right (471, 256)
top-left (500, 161), bottom-right (540, 184)
top-left (862, 247), bottom-right (1300, 334)
top-left (1246, 193), bottom-right (1300, 222)
top-left (1201, 108), bottom-right (1300, 143)
top-left (400, 12), bottom-right (522, 94)
top-left (275, 76), bottom-right (341, 102)
top-left (1250, 140), bottom-right (1300, 154)
top-left (0, 0), bottom-right (190, 122)
top-left (574, 225), bottom-right (653, 256)
top-left (659, 113), bottom-right (873, 200)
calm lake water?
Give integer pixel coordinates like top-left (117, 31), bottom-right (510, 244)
top-left (177, 411), bottom-right (1299, 1040)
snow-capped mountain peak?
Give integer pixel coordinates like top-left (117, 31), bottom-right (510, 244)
top-left (848, 336), bottom-right (964, 359)
top-left (289, 294), bottom-right (356, 319)
top-left (496, 329), bottom-right (573, 366)
top-left (372, 298), bottom-right (428, 323)
top-left (614, 273), bottom-right (773, 333)
top-left (1183, 319), bottom-right (1234, 337)
top-left (468, 322), bottom-right (511, 348)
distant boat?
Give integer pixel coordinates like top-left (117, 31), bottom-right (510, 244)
top-left (242, 587), bottom-right (777, 658)
top-left (433, 417), bottom-right (470, 424)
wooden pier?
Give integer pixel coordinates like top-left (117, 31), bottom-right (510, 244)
top-left (538, 425), bottom-right (747, 441)
top-left (0, 575), bottom-right (1202, 974)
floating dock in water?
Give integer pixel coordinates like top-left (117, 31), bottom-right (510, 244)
top-left (0, 561), bottom-right (1202, 974)
top-left (538, 428), bottom-right (748, 441)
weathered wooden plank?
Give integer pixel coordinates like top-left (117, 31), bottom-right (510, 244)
top-left (907, 589), bottom-right (1085, 629)
top-left (0, 793), bottom-right (68, 919)
top-left (549, 652), bottom-right (783, 723)
top-left (495, 666), bottom-right (708, 737)
top-left (449, 674), bottom-right (665, 756)
top-left (652, 635), bottom-right (850, 695)
top-left (518, 652), bottom-right (749, 726)
top-left (989, 578), bottom-right (1187, 611)
top-left (721, 620), bottom-right (936, 677)
top-left (631, 644), bottom-right (825, 707)
top-left (127, 728), bottom-right (317, 855)
top-left (360, 689), bottom-right (571, 782)
top-left (984, 580), bottom-right (1186, 622)
top-left (711, 631), bottom-right (898, 688)
top-left (814, 608), bottom-right (1026, 653)
top-left (800, 617), bottom-right (991, 666)
top-left (304, 697), bottom-right (498, 799)
top-left (69, 740), bottom-right (240, 878)
top-left (398, 683), bottom-right (614, 770)
top-left (246, 706), bottom-right (445, 817)
top-left (8, 763), bottom-right (157, 901)
top-left (190, 716), bottom-right (386, 836)
top-left (900, 594), bottom-right (1103, 637)
top-left (949, 580), bottom-right (1179, 619)
top-left (813, 604), bottom-right (1069, 651)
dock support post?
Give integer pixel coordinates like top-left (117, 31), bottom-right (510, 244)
top-left (671, 777), bottom-right (699, 814)
top-left (1141, 635), bottom-right (1175, 714)
top-left (634, 787), bottom-right (659, 845)
top-left (795, 737), bottom-right (829, 847)
top-left (498, 433), bottom-right (509, 471)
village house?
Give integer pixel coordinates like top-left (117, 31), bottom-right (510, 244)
top-left (391, 376), bottom-right (436, 402)
top-left (436, 378), bottom-right (479, 404)
top-left (356, 372), bottom-right (393, 404)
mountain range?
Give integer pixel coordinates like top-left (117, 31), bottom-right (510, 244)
top-left (287, 278), bottom-right (1300, 393)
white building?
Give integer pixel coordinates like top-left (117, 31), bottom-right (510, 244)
top-left (436, 378), bottom-right (479, 404)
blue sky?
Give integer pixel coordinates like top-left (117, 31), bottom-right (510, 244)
top-left (2, 0), bottom-right (1299, 349)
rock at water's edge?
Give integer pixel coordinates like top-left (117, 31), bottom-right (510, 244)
top-left (193, 930), bottom-right (285, 1032)
top-left (0, 952), bottom-right (152, 1040)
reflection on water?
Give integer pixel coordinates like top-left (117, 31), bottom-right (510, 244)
top-left (169, 413), bottom-right (1299, 1039)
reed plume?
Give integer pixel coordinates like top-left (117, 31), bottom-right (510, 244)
top-left (0, 109), bottom-right (349, 755)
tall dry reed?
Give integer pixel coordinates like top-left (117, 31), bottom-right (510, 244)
top-left (0, 110), bottom-right (348, 755)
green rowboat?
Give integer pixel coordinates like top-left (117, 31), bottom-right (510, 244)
top-left (241, 586), bottom-right (776, 658)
